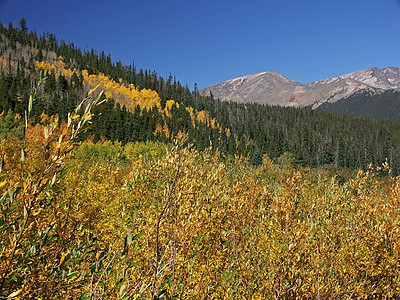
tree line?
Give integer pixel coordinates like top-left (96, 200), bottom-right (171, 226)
top-left (1, 19), bottom-right (400, 174)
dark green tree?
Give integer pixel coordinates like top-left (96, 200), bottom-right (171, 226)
top-left (19, 18), bottom-right (28, 33)
top-left (251, 147), bottom-right (263, 167)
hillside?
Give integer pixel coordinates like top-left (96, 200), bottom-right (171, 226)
top-left (319, 89), bottom-right (400, 123)
top-left (0, 23), bottom-right (226, 151)
top-left (2, 22), bottom-right (400, 175)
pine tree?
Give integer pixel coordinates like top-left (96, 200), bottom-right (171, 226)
top-left (251, 147), bottom-right (263, 167)
top-left (19, 18), bottom-right (28, 33)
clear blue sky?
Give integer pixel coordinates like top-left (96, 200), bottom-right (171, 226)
top-left (1, 0), bottom-right (399, 90)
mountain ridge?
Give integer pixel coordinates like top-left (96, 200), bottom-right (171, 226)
top-left (200, 67), bottom-right (400, 109)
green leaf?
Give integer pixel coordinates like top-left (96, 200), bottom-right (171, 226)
top-left (21, 149), bottom-right (26, 162)
top-left (0, 157), bottom-right (4, 173)
top-left (133, 233), bottom-right (143, 241)
top-left (67, 271), bottom-right (78, 280)
top-left (79, 292), bottom-right (89, 300)
top-left (90, 262), bottom-right (96, 274)
top-left (127, 229), bottom-right (133, 246)
top-left (28, 244), bottom-right (37, 255)
top-left (24, 111), bottom-right (28, 129)
top-left (50, 173), bottom-right (57, 186)
top-left (59, 165), bottom-right (76, 178)
top-left (99, 280), bottom-right (105, 291)
top-left (39, 76), bottom-right (48, 85)
top-left (168, 277), bottom-right (172, 289)
top-left (28, 90), bottom-right (34, 114)
top-left (67, 113), bottom-right (72, 127)
top-left (139, 282), bottom-right (147, 294)
top-left (45, 180), bottom-right (51, 192)
top-left (127, 262), bottom-right (138, 269)
top-left (95, 90), bottom-right (105, 102)
top-left (132, 245), bottom-right (141, 251)
top-left (118, 282), bottom-right (127, 298)
top-left (97, 98), bottom-right (107, 106)
top-left (8, 188), bottom-right (13, 203)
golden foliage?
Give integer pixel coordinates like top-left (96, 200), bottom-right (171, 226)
top-left (0, 56), bottom-right (10, 72)
top-left (35, 60), bottom-right (161, 111)
top-left (33, 59), bottom-right (227, 137)
top-left (2, 65), bottom-right (399, 299)
top-left (2, 126), bottom-right (400, 298)
top-left (58, 142), bottom-right (400, 298)
top-left (0, 83), bottom-right (105, 299)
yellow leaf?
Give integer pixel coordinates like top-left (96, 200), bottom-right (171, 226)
top-left (60, 252), bottom-right (67, 265)
top-left (88, 84), bottom-right (100, 96)
top-left (8, 289), bottom-right (22, 298)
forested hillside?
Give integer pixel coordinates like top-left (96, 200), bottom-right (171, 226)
top-left (1, 21), bottom-right (400, 174)
top-left (1, 19), bottom-right (400, 299)
top-left (319, 89), bottom-right (400, 124)
top-left (2, 21), bottom-right (400, 175)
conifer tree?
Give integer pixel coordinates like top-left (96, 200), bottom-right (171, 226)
top-left (19, 18), bottom-right (27, 33)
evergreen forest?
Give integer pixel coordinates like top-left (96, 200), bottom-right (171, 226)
top-left (319, 89), bottom-right (400, 124)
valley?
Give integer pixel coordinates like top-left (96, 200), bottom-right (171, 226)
top-left (0, 20), bottom-right (400, 299)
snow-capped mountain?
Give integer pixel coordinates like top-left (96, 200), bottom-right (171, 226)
top-left (200, 67), bottom-right (400, 109)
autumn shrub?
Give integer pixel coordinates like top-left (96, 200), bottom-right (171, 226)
top-left (57, 140), bottom-right (400, 298)
top-left (1, 86), bottom-right (400, 298)
top-left (0, 110), bottom-right (24, 140)
top-left (0, 83), bottom-right (106, 298)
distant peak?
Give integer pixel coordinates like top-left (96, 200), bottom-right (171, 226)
top-left (200, 66), bottom-right (400, 108)
top-left (383, 66), bottom-right (400, 72)
top-left (232, 71), bottom-right (302, 85)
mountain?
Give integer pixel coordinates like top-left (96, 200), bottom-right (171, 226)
top-left (200, 72), bottom-right (304, 106)
top-left (200, 67), bottom-right (400, 109)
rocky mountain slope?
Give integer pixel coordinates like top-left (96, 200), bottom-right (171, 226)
top-left (200, 67), bottom-right (400, 109)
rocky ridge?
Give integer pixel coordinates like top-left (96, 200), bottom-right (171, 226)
top-left (200, 67), bottom-right (400, 108)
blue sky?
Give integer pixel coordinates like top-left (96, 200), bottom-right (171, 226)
top-left (1, 0), bottom-right (399, 90)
